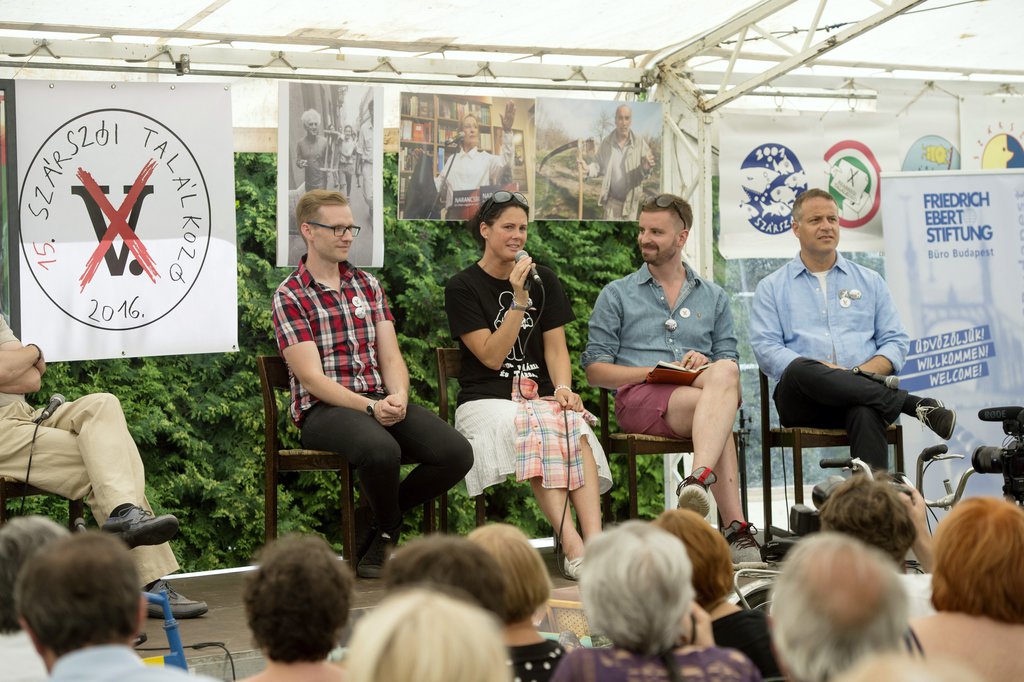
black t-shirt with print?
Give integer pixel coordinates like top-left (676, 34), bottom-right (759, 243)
top-left (445, 263), bottom-right (573, 406)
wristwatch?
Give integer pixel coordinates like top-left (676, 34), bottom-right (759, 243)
top-left (366, 400), bottom-right (377, 417)
top-left (510, 297), bottom-right (533, 312)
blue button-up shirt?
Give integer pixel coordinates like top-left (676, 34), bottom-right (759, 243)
top-left (582, 263), bottom-right (738, 370)
top-left (750, 253), bottom-right (909, 382)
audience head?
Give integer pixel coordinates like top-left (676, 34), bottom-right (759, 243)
top-left (771, 532), bottom-right (908, 682)
top-left (15, 532), bottom-right (141, 661)
top-left (653, 509), bottom-right (733, 610)
top-left (581, 521), bottom-right (694, 655)
top-left (931, 497), bottom-right (1024, 624)
top-left (243, 534), bottom-right (354, 663)
top-left (0, 516), bottom-right (69, 634)
top-left (819, 474), bottom-right (917, 565)
top-left (468, 523), bottom-right (552, 625)
top-left (347, 588), bottom-right (507, 682)
top-left (832, 653), bottom-right (984, 682)
top-left (382, 534), bottom-right (505, 618)
top-left (466, 191), bottom-right (530, 250)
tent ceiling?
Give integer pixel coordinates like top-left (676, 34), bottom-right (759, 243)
top-left (0, 0), bottom-right (1020, 100)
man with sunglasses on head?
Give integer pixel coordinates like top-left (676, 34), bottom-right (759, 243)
top-left (583, 193), bottom-right (760, 563)
top-left (271, 189), bottom-right (473, 578)
top-left (750, 188), bottom-right (955, 472)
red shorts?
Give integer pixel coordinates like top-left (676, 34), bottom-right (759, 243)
top-left (614, 382), bottom-right (684, 439)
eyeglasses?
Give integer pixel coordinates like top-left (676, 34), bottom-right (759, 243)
top-left (306, 221), bottom-right (361, 237)
top-left (486, 190), bottom-right (529, 209)
top-left (643, 194), bottom-right (690, 228)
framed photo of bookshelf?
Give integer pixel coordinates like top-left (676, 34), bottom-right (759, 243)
top-left (399, 92), bottom-right (534, 221)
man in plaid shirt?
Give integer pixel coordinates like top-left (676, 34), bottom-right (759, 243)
top-left (272, 190), bottom-right (472, 578)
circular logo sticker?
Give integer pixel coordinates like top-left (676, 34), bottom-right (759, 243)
top-left (19, 108), bottom-right (211, 330)
top-left (738, 143), bottom-right (808, 235)
top-left (902, 135), bottom-right (961, 171)
top-left (824, 140), bottom-right (881, 229)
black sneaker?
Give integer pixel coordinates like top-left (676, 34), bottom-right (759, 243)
top-left (357, 528), bottom-right (397, 579)
top-left (724, 520), bottom-right (762, 564)
top-left (145, 579), bottom-right (208, 619)
top-left (102, 505), bottom-right (179, 549)
top-left (915, 400), bottom-right (956, 440)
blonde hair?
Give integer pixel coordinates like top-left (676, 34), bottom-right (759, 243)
top-left (468, 523), bottom-right (551, 624)
top-left (347, 588), bottom-right (508, 682)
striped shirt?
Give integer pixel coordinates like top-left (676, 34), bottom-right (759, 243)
top-left (272, 257), bottom-right (394, 425)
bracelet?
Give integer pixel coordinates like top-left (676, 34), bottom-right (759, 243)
top-left (510, 297), bottom-right (533, 312)
top-left (554, 384), bottom-right (572, 395)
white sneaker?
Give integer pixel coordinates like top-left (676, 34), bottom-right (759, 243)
top-left (563, 556), bottom-right (583, 580)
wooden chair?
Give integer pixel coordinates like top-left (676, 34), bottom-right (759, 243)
top-left (0, 478), bottom-right (84, 531)
top-left (258, 355), bottom-right (358, 559)
top-left (598, 388), bottom-right (697, 520)
top-left (759, 370), bottom-right (904, 540)
top-left (436, 347), bottom-right (486, 527)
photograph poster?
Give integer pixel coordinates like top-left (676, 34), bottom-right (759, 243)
top-left (535, 98), bottom-right (662, 221)
top-left (277, 83), bottom-right (383, 267)
top-left (398, 93), bottom-right (534, 221)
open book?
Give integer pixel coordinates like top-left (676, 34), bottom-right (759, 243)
top-left (645, 360), bottom-right (710, 386)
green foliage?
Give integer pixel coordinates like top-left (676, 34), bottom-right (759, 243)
top-left (20, 152), bottom-right (661, 570)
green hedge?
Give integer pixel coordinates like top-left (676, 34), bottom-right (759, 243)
top-left (20, 152), bottom-right (679, 570)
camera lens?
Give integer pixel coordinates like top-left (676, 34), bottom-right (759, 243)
top-left (971, 445), bottom-right (1004, 474)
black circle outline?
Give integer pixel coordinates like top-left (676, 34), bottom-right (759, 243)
top-left (18, 107), bottom-right (213, 331)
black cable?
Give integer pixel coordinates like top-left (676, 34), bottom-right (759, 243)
top-left (509, 273), bottom-right (578, 579)
top-left (18, 421), bottom-right (44, 516)
top-left (136, 641), bottom-right (237, 681)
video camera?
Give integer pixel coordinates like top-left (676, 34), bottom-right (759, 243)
top-left (972, 406), bottom-right (1024, 505)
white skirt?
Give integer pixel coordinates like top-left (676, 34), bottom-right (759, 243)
top-left (454, 398), bottom-right (613, 497)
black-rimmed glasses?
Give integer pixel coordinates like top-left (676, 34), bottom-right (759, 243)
top-left (643, 194), bottom-right (690, 228)
top-left (306, 221), bottom-right (361, 237)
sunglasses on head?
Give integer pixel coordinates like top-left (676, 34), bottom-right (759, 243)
top-left (644, 194), bottom-right (689, 228)
top-left (486, 190), bottom-right (529, 209)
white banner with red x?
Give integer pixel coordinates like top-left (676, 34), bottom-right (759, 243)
top-left (13, 80), bottom-right (237, 361)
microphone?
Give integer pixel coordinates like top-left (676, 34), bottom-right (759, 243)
top-left (852, 366), bottom-right (899, 389)
top-left (978, 406), bottom-right (1024, 422)
top-left (514, 250), bottom-right (543, 291)
top-left (34, 394), bottom-right (65, 424)
top-left (446, 132), bottom-right (464, 148)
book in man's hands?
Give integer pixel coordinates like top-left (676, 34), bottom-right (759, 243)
top-left (645, 361), bottom-right (710, 386)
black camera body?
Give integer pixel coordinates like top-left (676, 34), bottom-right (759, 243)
top-left (972, 406), bottom-right (1024, 505)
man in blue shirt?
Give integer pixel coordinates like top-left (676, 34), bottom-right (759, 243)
top-left (583, 194), bottom-right (758, 562)
top-left (750, 188), bottom-right (955, 470)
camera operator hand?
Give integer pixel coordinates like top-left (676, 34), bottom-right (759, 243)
top-left (898, 485), bottom-right (934, 572)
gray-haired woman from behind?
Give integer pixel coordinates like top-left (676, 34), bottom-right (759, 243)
top-left (551, 521), bottom-right (761, 682)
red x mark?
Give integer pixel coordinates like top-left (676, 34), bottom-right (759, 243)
top-left (77, 159), bottom-right (160, 292)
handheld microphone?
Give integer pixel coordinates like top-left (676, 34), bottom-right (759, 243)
top-left (852, 366), bottom-right (899, 389)
top-left (514, 250), bottom-right (543, 291)
top-left (34, 394), bottom-right (66, 424)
